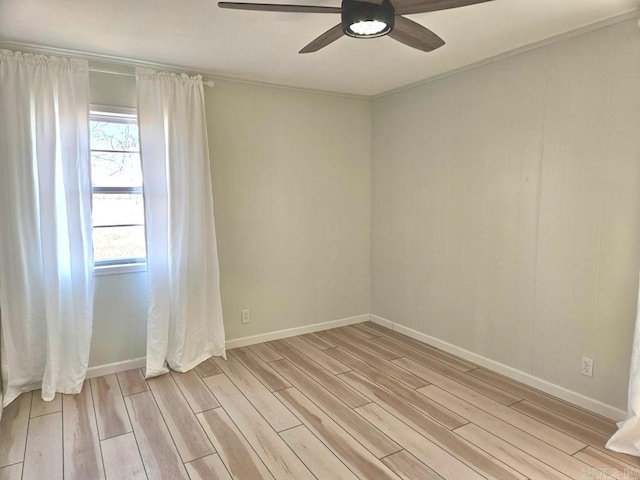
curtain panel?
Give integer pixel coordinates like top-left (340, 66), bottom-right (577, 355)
top-left (136, 68), bottom-right (225, 377)
top-left (0, 50), bottom-right (94, 405)
top-left (607, 277), bottom-right (640, 456)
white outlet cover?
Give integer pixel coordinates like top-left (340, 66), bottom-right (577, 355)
top-left (581, 357), bottom-right (594, 377)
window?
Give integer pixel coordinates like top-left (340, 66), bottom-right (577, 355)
top-left (90, 106), bottom-right (146, 270)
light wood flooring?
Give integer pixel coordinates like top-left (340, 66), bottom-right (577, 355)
top-left (0, 322), bottom-right (638, 479)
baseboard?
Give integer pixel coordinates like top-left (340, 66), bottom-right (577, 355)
top-left (369, 315), bottom-right (627, 421)
top-left (83, 313), bottom-right (627, 421)
top-left (84, 314), bottom-right (370, 379)
top-left (86, 357), bottom-right (146, 379)
top-left (369, 314), bottom-right (393, 329)
top-left (225, 314), bottom-right (370, 349)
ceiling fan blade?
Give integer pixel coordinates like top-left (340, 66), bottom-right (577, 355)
top-left (389, 16), bottom-right (445, 52)
top-left (299, 24), bottom-right (344, 53)
top-left (394, 0), bottom-right (492, 16)
top-left (218, 2), bottom-right (342, 13)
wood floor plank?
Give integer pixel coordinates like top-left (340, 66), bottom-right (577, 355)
top-left (394, 357), bottom-right (584, 454)
top-left (170, 369), bottom-right (220, 413)
top-left (372, 335), bottom-right (452, 369)
top-left (0, 463), bottom-right (22, 480)
top-left (101, 432), bottom-right (147, 480)
top-left (117, 369), bottom-right (149, 396)
top-left (268, 339), bottom-right (368, 408)
top-left (327, 347), bottom-right (467, 429)
top-left (124, 391), bottom-right (189, 480)
top-left (194, 357), bottom-right (223, 378)
top-left (574, 446), bottom-right (640, 478)
top-left (340, 370), bottom-right (523, 480)
top-left (185, 454), bottom-right (231, 480)
top-left (274, 388), bottom-right (399, 480)
top-left (0, 392), bottom-right (31, 467)
top-left (30, 390), bottom-right (61, 418)
top-left (317, 329), bottom-right (428, 389)
top-left (353, 322), bottom-right (388, 338)
top-left (197, 408), bottom-right (274, 480)
top-left (356, 402), bottom-right (489, 480)
top-left (212, 356), bottom-right (301, 432)
top-left (420, 384), bottom-right (593, 479)
top-left (368, 324), bottom-right (477, 372)
top-left (512, 401), bottom-right (640, 468)
top-left (342, 324), bottom-right (379, 339)
top-left (511, 400), bottom-right (610, 449)
top-left (340, 324), bottom-right (380, 341)
top-left (332, 327), bottom-right (403, 361)
top-left (270, 358), bottom-right (400, 458)
top-left (63, 385), bottom-right (105, 480)
top-left (147, 373), bottom-right (214, 462)
top-left (361, 321), bottom-right (394, 335)
top-left (282, 336), bottom-right (351, 375)
top-left (279, 425), bottom-right (359, 480)
top-left (203, 374), bottom-right (314, 480)
top-left (23, 412), bottom-right (62, 480)
top-left (248, 343), bottom-right (283, 362)
top-left (468, 368), bottom-right (617, 437)
top-left (299, 332), bottom-right (336, 350)
top-left (455, 423), bottom-right (573, 480)
top-left (382, 450), bottom-right (444, 480)
top-left (230, 347), bottom-right (291, 392)
top-left (389, 351), bottom-right (520, 405)
top-left (91, 374), bottom-right (132, 440)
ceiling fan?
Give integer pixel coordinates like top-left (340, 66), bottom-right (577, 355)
top-left (218, 0), bottom-right (493, 53)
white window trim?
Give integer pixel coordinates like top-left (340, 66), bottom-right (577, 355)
top-left (91, 104), bottom-right (137, 122)
top-left (90, 104), bottom-right (147, 274)
top-left (94, 263), bottom-right (147, 276)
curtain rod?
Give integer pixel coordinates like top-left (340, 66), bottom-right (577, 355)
top-left (88, 67), bottom-right (215, 87)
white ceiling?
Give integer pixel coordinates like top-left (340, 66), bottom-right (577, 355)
top-left (0, 0), bottom-right (638, 95)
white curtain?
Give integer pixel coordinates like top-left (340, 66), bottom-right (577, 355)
top-left (0, 50), bottom-right (94, 405)
top-left (606, 278), bottom-right (640, 457)
top-left (136, 68), bottom-right (225, 377)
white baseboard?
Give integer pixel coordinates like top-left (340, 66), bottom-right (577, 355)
top-left (86, 357), bottom-right (146, 379)
top-left (369, 315), bottom-right (393, 329)
top-left (87, 312), bottom-right (625, 421)
top-left (84, 314), bottom-right (369, 379)
top-left (369, 315), bottom-right (626, 421)
top-left (225, 314), bottom-right (370, 349)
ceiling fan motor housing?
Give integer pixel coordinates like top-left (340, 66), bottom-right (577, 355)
top-left (341, 0), bottom-right (395, 38)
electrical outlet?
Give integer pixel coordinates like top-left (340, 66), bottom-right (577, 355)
top-left (241, 309), bottom-right (251, 324)
top-left (581, 357), bottom-right (593, 377)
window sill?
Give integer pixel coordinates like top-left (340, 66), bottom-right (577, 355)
top-left (94, 263), bottom-right (147, 276)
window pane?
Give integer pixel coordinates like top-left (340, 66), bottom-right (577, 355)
top-left (90, 111), bottom-right (146, 266)
top-left (90, 121), bottom-right (139, 151)
top-left (93, 194), bottom-right (145, 227)
top-left (93, 226), bottom-right (146, 262)
top-left (91, 152), bottom-right (142, 187)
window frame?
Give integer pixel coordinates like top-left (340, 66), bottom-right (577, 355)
top-left (90, 104), bottom-right (147, 275)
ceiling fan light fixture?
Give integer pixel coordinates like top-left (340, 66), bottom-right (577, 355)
top-left (342, 0), bottom-right (395, 38)
top-left (349, 20), bottom-right (388, 36)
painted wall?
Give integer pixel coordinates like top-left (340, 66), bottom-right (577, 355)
top-left (371, 19), bottom-right (640, 410)
top-left (87, 72), bottom-right (372, 366)
top-left (206, 80), bottom-right (371, 341)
